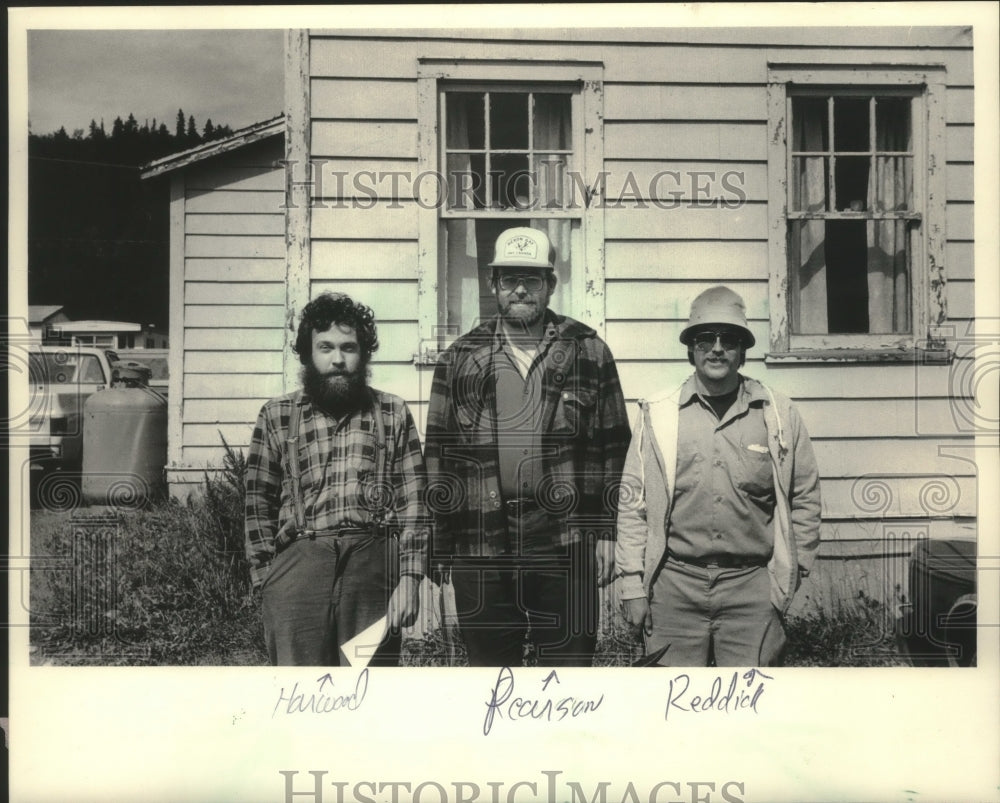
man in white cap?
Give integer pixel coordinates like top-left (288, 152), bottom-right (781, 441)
top-left (616, 286), bottom-right (821, 666)
top-left (425, 226), bottom-right (630, 666)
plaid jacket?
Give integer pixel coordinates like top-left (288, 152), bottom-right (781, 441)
top-left (425, 312), bottom-right (630, 559)
top-left (245, 388), bottom-right (429, 589)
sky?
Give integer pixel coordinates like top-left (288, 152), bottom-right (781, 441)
top-left (27, 29), bottom-right (284, 136)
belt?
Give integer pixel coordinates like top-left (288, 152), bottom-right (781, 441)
top-left (504, 498), bottom-right (541, 517)
top-left (275, 525), bottom-right (377, 550)
top-left (668, 552), bottom-right (768, 570)
top-left (300, 526), bottom-right (375, 540)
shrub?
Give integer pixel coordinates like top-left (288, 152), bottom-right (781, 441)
top-left (30, 436), bottom-right (266, 666)
top-left (783, 590), bottom-right (904, 667)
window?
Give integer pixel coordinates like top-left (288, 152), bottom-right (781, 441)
top-left (767, 65), bottom-right (947, 358)
top-left (72, 334), bottom-right (115, 348)
top-left (441, 87), bottom-right (576, 332)
top-left (416, 61), bottom-right (604, 357)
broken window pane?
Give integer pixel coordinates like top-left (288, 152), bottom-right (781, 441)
top-left (834, 156), bottom-right (870, 211)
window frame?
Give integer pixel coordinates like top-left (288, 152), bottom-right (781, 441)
top-left (765, 63), bottom-right (949, 362)
top-left (415, 59), bottom-right (605, 362)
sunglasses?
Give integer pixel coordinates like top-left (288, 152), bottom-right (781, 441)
top-left (691, 330), bottom-right (743, 351)
top-left (496, 274), bottom-right (547, 292)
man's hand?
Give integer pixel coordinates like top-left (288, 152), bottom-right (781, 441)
top-left (595, 539), bottom-right (615, 587)
top-left (623, 597), bottom-right (652, 636)
top-left (388, 575), bottom-right (420, 631)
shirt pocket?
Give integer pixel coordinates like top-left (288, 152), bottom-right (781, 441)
top-left (738, 442), bottom-right (775, 505)
top-left (552, 388), bottom-right (597, 436)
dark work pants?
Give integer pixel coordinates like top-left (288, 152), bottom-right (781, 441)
top-left (261, 532), bottom-right (401, 667)
top-left (451, 523), bottom-right (599, 667)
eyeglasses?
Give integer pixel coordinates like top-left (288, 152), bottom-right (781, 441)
top-left (691, 330), bottom-right (743, 351)
top-left (496, 274), bottom-right (546, 292)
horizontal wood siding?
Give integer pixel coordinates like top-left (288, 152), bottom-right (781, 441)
top-left (179, 136), bottom-right (286, 471)
top-left (290, 28), bottom-right (978, 531)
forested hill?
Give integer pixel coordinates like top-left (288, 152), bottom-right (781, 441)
top-left (28, 111), bottom-right (235, 330)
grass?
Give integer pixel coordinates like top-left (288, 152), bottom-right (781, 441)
top-left (28, 438), bottom-right (905, 667)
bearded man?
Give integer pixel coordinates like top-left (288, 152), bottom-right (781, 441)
top-left (245, 293), bottom-right (428, 666)
top-left (425, 227), bottom-right (630, 666)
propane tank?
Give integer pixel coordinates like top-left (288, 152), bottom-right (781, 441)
top-left (82, 361), bottom-right (167, 506)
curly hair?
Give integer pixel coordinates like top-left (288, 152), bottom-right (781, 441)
top-left (294, 293), bottom-right (380, 365)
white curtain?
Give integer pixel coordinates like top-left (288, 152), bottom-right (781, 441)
top-left (867, 107), bottom-right (911, 333)
top-left (792, 102), bottom-right (829, 334)
top-left (445, 99), bottom-right (481, 333)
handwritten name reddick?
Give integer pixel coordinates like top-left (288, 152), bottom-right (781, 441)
top-left (664, 669), bottom-right (772, 721)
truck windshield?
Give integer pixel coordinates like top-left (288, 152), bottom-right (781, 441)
top-left (30, 352), bottom-right (105, 385)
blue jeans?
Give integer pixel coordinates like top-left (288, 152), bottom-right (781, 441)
top-left (261, 532), bottom-right (401, 666)
top-left (647, 557), bottom-right (786, 667)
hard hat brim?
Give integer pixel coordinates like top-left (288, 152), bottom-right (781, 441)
top-left (486, 260), bottom-right (555, 270)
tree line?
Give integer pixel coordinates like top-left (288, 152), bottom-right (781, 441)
top-left (30, 108), bottom-right (236, 166)
top-left (27, 108), bottom-right (239, 328)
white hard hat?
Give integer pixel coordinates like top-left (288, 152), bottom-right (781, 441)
top-left (487, 227), bottom-right (555, 270)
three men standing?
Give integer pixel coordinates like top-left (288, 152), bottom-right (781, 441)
top-left (245, 265), bottom-right (818, 669)
top-left (245, 293), bottom-right (428, 666)
top-left (616, 286), bottom-right (821, 666)
top-left (425, 227), bottom-right (630, 667)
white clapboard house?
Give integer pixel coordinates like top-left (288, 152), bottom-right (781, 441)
top-left (142, 27), bottom-right (978, 616)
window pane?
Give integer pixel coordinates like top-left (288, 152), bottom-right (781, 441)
top-left (792, 97), bottom-right (829, 151)
top-left (789, 219), bottom-right (910, 335)
top-left (834, 97), bottom-right (870, 152)
top-left (824, 220), bottom-right (870, 332)
top-left (447, 152), bottom-right (486, 210)
top-left (866, 218), bottom-right (910, 333)
top-left (875, 97), bottom-right (912, 151)
top-left (446, 92), bottom-right (485, 150)
top-left (533, 93), bottom-right (571, 150)
top-left (490, 154), bottom-right (531, 209)
top-left (443, 218), bottom-right (574, 336)
top-left (533, 153), bottom-right (570, 209)
top-left (874, 156), bottom-right (913, 212)
top-left (78, 355), bottom-right (105, 383)
top-left (489, 93), bottom-right (529, 149)
top-left (834, 156), bottom-right (870, 211)
top-left (792, 156), bottom-right (828, 211)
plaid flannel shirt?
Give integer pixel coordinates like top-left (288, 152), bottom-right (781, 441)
top-left (425, 312), bottom-right (630, 560)
top-left (245, 388), bottom-right (429, 590)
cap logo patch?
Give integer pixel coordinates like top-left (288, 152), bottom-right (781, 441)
top-left (503, 234), bottom-right (538, 260)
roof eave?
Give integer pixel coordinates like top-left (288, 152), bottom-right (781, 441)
top-left (140, 114), bottom-right (284, 180)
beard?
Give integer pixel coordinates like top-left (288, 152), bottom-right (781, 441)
top-left (499, 297), bottom-right (546, 329)
top-left (301, 361), bottom-right (369, 417)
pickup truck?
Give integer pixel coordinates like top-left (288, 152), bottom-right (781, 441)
top-left (29, 345), bottom-right (118, 470)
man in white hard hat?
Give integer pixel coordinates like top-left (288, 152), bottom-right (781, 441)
top-left (425, 226), bottom-right (630, 666)
top-left (616, 286), bottom-right (821, 666)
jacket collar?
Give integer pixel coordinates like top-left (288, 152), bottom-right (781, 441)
top-left (677, 373), bottom-right (770, 407)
